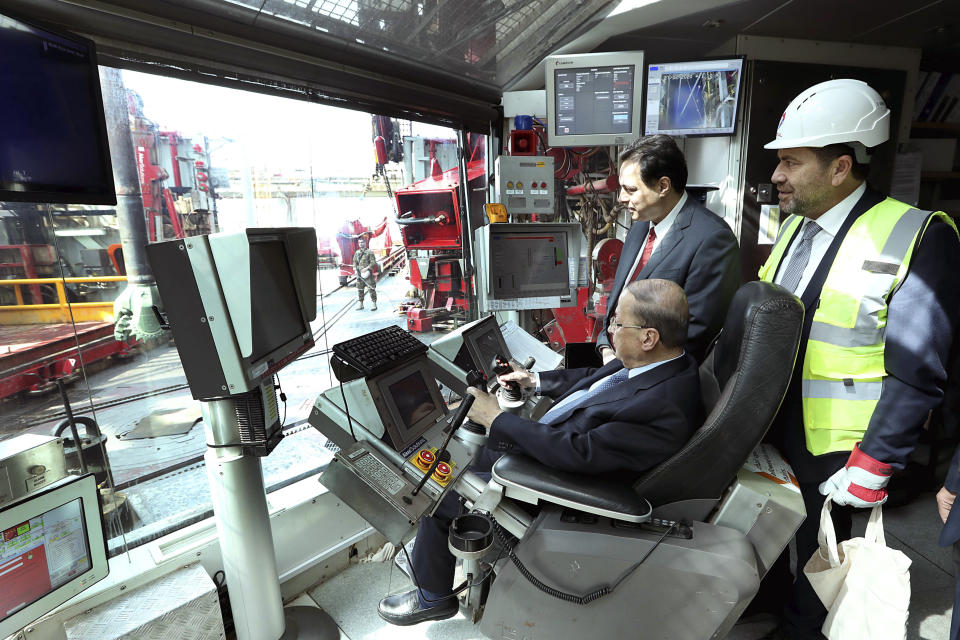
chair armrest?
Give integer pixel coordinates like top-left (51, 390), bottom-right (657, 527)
top-left (491, 454), bottom-right (652, 523)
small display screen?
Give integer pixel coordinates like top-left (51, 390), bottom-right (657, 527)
top-left (464, 322), bottom-right (511, 381)
top-left (645, 58), bottom-right (744, 137)
top-left (553, 64), bottom-right (636, 138)
top-left (0, 13), bottom-right (115, 203)
top-left (249, 240), bottom-right (307, 360)
top-left (490, 231), bottom-right (570, 298)
top-left (0, 498), bottom-right (92, 622)
top-left (388, 371), bottom-right (438, 431)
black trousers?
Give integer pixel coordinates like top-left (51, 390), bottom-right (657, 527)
top-left (409, 448), bottom-right (501, 594)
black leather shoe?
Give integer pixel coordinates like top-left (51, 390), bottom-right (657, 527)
top-left (377, 588), bottom-right (458, 626)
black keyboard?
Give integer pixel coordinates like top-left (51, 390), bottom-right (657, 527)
top-left (332, 325), bottom-right (427, 377)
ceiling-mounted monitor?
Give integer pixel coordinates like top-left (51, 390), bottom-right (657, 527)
top-left (544, 50), bottom-right (645, 148)
top-left (644, 56), bottom-right (746, 137)
top-left (0, 11), bottom-right (116, 204)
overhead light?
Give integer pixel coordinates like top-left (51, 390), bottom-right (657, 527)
top-left (702, 19), bottom-right (724, 28)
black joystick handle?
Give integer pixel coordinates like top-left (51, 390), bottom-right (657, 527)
top-left (491, 355), bottom-right (536, 402)
top-left (412, 370), bottom-right (483, 496)
top-left (491, 355), bottom-right (517, 393)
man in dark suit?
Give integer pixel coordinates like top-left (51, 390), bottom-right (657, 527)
top-left (937, 448), bottom-right (960, 640)
top-left (596, 134), bottom-right (740, 364)
top-left (378, 279), bottom-right (703, 626)
top-left (756, 79), bottom-right (960, 639)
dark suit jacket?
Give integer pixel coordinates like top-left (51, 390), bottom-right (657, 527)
top-left (596, 196), bottom-right (740, 363)
top-left (768, 187), bottom-right (960, 483)
top-left (486, 354), bottom-right (703, 483)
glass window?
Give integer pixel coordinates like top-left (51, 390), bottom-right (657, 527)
top-left (0, 66), bottom-right (473, 556)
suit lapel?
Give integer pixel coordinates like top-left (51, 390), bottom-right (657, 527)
top-left (637, 198), bottom-right (694, 279)
top-left (592, 354), bottom-right (690, 405)
top-left (551, 355), bottom-right (691, 416)
top-left (555, 360), bottom-right (624, 402)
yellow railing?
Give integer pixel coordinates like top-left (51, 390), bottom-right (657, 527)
top-left (0, 276), bottom-right (126, 325)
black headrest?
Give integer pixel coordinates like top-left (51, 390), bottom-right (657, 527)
top-left (711, 280), bottom-right (797, 391)
top-left (632, 281), bottom-right (803, 507)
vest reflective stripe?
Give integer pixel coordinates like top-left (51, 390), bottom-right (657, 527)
top-left (801, 379), bottom-right (884, 400)
top-left (758, 197), bottom-right (958, 455)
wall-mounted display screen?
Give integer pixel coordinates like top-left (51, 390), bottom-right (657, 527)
top-left (645, 57), bottom-right (745, 137)
top-left (545, 50), bottom-right (645, 148)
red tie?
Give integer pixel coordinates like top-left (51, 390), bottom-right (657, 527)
top-left (629, 227), bottom-right (657, 282)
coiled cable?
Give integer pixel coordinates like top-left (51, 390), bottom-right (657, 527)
top-left (490, 513), bottom-right (678, 605)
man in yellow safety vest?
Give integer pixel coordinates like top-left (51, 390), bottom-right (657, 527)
top-left (757, 79), bottom-right (960, 639)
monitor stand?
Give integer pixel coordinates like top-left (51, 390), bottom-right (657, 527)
top-left (201, 397), bottom-right (339, 640)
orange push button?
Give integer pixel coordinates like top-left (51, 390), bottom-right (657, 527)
top-left (413, 449), bottom-right (435, 471)
top-left (432, 461), bottom-right (452, 485)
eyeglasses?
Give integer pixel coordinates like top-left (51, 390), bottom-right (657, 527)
top-left (609, 318), bottom-right (649, 333)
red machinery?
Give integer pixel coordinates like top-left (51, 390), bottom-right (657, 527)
top-left (317, 237), bottom-right (337, 269)
top-left (127, 91), bottom-right (217, 242)
top-left (543, 237), bottom-right (623, 349)
top-left (394, 153), bottom-right (485, 332)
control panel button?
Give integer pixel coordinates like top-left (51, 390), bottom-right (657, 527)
top-left (413, 449), bottom-right (435, 471)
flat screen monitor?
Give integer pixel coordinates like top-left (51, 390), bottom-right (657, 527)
top-left (462, 316), bottom-right (511, 384)
top-left (475, 223), bottom-right (582, 311)
top-left (248, 238), bottom-right (308, 362)
top-left (545, 50), bottom-right (645, 148)
top-left (146, 227), bottom-right (317, 401)
top-left (0, 11), bottom-right (115, 205)
top-left (0, 474), bottom-right (108, 639)
top-left (644, 56), bottom-right (746, 137)
top-left (368, 356), bottom-right (447, 454)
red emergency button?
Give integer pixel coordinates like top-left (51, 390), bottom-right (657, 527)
top-left (414, 449), bottom-right (435, 471)
top-left (433, 462), bottom-right (452, 482)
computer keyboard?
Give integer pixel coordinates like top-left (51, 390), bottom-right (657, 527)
top-left (332, 325), bottom-right (427, 377)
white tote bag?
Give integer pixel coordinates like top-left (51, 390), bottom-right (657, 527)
top-left (802, 496), bottom-right (911, 640)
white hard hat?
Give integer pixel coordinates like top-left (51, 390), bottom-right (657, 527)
top-left (764, 79), bottom-right (890, 160)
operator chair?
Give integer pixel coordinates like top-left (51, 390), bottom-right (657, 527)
top-left (480, 281), bottom-right (804, 640)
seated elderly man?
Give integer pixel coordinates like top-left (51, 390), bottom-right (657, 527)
top-left (378, 278), bottom-right (704, 626)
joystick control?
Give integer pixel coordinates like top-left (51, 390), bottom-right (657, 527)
top-left (491, 355), bottom-right (522, 402)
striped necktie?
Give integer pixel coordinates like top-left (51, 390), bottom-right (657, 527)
top-left (541, 368), bottom-right (630, 424)
top-left (779, 221), bottom-right (821, 293)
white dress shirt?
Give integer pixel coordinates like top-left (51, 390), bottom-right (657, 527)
top-left (774, 182), bottom-right (866, 296)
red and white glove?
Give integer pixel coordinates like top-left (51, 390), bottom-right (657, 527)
top-left (818, 443), bottom-right (893, 508)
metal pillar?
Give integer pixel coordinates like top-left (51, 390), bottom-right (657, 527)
top-left (99, 67), bottom-right (152, 285)
top-left (201, 398), bottom-right (339, 640)
top-left (457, 128), bottom-right (479, 322)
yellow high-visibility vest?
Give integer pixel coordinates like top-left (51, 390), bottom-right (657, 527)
top-left (759, 198), bottom-right (957, 455)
